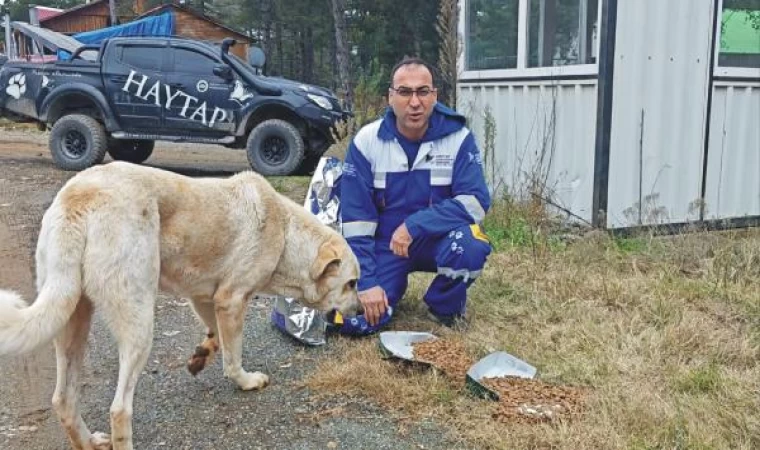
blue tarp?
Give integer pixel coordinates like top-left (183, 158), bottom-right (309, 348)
top-left (59, 12), bottom-right (174, 59)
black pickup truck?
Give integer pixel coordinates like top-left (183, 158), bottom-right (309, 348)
top-left (0, 30), bottom-right (348, 176)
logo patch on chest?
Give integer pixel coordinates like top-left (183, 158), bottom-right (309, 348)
top-left (429, 153), bottom-right (454, 168)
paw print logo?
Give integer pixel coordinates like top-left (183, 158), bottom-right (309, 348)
top-left (468, 152), bottom-right (483, 165)
top-left (6, 73), bottom-right (26, 100)
top-left (449, 230), bottom-right (464, 240)
top-left (450, 242), bottom-right (464, 255)
top-left (229, 80), bottom-right (254, 104)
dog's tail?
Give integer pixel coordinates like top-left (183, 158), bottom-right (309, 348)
top-left (0, 213), bottom-right (85, 356)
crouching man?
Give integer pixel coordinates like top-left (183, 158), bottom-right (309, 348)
top-left (337, 57), bottom-right (491, 335)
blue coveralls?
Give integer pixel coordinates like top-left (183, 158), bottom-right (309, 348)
top-left (336, 104), bottom-right (491, 335)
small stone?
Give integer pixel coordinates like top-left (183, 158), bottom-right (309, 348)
top-left (327, 441), bottom-right (338, 449)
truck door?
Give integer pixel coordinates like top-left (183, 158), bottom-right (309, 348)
top-left (102, 40), bottom-right (169, 131)
top-left (164, 43), bottom-right (241, 136)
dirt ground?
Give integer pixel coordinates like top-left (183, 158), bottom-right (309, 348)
top-left (0, 128), bottom-right (458, 449)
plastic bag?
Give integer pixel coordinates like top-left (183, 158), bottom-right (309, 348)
top-left (270, 157), bottom-right (342, 345)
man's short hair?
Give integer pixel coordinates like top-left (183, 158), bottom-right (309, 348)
top-left (389, 57), bottom-right (437, 88)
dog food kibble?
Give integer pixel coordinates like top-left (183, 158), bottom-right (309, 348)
top-left (412, 339), bottom-right (475, 386)
top-left (411, 339), bottom-right (587, 424)
top-left (482, 376), bottom-right (587, 424)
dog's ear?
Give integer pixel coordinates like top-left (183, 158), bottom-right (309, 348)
top-left (311, 240), bottom-right (342, 280)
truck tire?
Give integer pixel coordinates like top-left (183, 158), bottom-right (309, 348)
top-left (107, 139), bottom-right (154, 164)
top-left (246, 119), bottom-right (305, 176)
top-left (49, 114), bottom-right (107, 171)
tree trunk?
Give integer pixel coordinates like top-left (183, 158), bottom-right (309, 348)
top-left (303, 27), bottom-right (314, 83)
top-left (263, 21), bottom-right (272, 76)
top-left (437, 0), bottom-right (460, 108)
top-left (276, 21), bottom-right (284, 75)
top-left (330, 0), bottom-right (353, 110)
top-left (108, 0), bottom-right (118, 26)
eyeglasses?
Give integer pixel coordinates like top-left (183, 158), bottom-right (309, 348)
top-left (389, 86), bottom-right (436, 98)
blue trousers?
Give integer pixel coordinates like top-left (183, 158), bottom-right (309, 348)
top-left (336, 224), bottom-right (491, 335)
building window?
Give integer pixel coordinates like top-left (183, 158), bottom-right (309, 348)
top-left (719, 0), bottom-right (760, 68)
top-left (467, 0), bottom-right (520, 70)
top-left (528, 0), bottom-right (599, 67)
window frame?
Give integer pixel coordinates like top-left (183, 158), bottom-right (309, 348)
top-left (460, 0), bottom-right (602, 80)
top-left (712, 0), bottom-right (760, 79)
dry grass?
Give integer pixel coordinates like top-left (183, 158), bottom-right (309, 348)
top-left (0, 118), bottom-right (39, 130)
top-left (306, 198), bottom-right (760, 449)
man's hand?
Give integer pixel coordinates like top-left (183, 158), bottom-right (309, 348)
top-left (359, 286), bottom-right (388, 326)
top-left (390, 223), bottom-right (413, 258)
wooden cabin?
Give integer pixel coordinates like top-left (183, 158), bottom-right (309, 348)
top-left (136, 3), bottom-right (251, 59)
top-left (37, 0), bottom-right (251, 59)
top-left (39, 0), bottom-right (132, 34)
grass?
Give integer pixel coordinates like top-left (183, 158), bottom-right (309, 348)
top-left (0, 118), bottom-right (39, 130)
top-left (305, 194), bottom-right (760, 450)
top-left (265, 176), bottom-right (311, 201)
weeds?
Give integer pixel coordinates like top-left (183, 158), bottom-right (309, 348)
top-left (302, 67), bottom-right (759, 450)
top-left (307, 197), bottom-right (760, 450)
top-left (325, 67), bottom-right (387, 161)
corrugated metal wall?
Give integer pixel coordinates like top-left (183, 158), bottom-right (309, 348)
top-left (606, 0), bottom-right (715, 228)
top-left (459, 80), bottom-right (598, 223)
top-left (704, 82), bottom-right (760, 219)
top-left (458, 0), bottom-right (759, 229)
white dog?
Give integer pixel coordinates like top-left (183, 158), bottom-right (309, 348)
top-left (0, 162), bottom-right (360, 450)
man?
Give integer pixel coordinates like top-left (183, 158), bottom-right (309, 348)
top-left (338, 57), bottom-right (491, 335)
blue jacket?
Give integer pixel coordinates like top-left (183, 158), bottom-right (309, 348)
top-left (340, 103), bottom-right (491, 292)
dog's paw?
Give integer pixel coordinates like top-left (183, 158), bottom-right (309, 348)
top-left (187, 338), bottom-right (218, 376)
top-left (90, 432), bottom-right (112, 450)
top-left (238, 371), bottom-right (269, 391)
top-left (5, 73), bottom-right (27, 100)
top-left (187, 345), bottom-right (211, 376)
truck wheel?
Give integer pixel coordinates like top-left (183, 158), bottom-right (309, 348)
top-left (107, 139), bottom-right (154, 164)
top-left (49, 114), bottom-right (107, 171)
top-left (246, 119), bottom-right (305, 176)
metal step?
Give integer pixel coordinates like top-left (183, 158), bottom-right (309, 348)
top-left (111, 132), bottom-right (235, 145)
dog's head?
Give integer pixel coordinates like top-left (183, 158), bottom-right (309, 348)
top-left (302, 236), bottom-right (361, 316)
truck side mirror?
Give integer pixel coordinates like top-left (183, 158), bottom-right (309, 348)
top-left (213, 64), bottom-right (233, 81)
top-left (249, 47), bottom-right (266, 71)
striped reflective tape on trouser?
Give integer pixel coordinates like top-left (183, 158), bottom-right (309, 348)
top-left (437, 267), bottom-right (482, 282)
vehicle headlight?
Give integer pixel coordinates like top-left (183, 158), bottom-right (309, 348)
top-left (306, 94), bottom-right (333, 110)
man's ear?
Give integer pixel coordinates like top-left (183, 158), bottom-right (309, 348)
top-left (311, 240), bottom-right (342, 280)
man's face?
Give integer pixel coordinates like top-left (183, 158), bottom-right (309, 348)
top-left (388, 64), bottom-right (437, 141)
